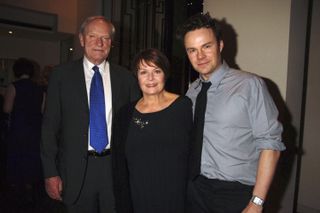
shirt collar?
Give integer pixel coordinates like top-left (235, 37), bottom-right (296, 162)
top-left (200, 61), bottom-right (229, 87)
top-left (83, 56), bottom-right (107, 73)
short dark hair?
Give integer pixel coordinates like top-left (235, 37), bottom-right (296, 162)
top-left (176, 12), bottom-right (222, 43)
top-left (132, 48), bottom-right (170, 80)
top-left (12, 58), bottom-right (35, 78)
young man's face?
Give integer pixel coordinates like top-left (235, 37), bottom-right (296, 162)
top-left (184, 28), bottom-right (224, 80)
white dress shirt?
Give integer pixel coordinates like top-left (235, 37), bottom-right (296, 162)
top-left (83, 56), bottom-right (112, 150)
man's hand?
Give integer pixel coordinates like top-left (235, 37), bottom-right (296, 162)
top-left (242, 202), bottom-right (263, 213)
top-left (45, 176), bottom-right (63, 201)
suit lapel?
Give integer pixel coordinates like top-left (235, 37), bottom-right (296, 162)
top-left (109, 63), bottom-right (120, 113)
top-left (74, 59), bottom-right (89, 112)
top-left (73, 59), bottom-right (89, 154)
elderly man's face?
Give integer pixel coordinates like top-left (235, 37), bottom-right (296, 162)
top-left (79, 19), bottom-right (112, 65)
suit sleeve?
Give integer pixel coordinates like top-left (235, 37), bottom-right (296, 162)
top-left (129, 73), bottom-right (141, 102)
top-left (112, 104), bottom-right (134, 213)
top-left (40, 67), bottom-right (62, 178)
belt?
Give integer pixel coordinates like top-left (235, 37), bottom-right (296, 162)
top-left (87, 149), bottom-right (111, 157)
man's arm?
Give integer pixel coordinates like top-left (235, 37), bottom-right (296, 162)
top-left (242, 150), bottom-right (280, 213)
top-left (243, 77), bottom-right (285, 212)
top-left (40, 67), bottom-right (63, 200)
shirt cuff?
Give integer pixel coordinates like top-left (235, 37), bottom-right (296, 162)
top-left (256, 139), bottom-right (286, 151)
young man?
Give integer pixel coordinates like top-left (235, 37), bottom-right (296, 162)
top-left (41, 16), bottom-right (140, 213)
top-left (177, 13), bottom-right (285, 213)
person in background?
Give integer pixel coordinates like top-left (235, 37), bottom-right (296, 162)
top-left (176, 13), bottom-right (286, 213)
top-left (112, 48), bottom-right (192, 213)
top-left (3, 57), bottom-right (45, 207)
top-left (41, 16), bottom-right (140, 213)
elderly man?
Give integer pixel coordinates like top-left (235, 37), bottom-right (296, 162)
top-left (41, 16), bottom-right (140, 213)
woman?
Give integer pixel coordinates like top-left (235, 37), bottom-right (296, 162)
top-left (112, 48), bottom-right (192, 213)
top-left (3, 58), bottom-right (44, 205)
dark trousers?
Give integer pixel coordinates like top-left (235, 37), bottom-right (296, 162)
top-left (66, 155), bottom-right (115, 213)
top-left (187, 175), bottom-right (253, 213)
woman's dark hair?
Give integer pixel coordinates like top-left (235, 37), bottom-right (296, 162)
top-left (176, 12), bottom-right (222, 43)
top-left (12, 58), bottom-right (35, 78)
top-left (132, 48), bottom-right (170, 80)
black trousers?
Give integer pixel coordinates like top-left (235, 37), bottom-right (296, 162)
top-left (187, 175), bottom-right (253, 213)
top-left (66, 155), bottom-right (115, 213)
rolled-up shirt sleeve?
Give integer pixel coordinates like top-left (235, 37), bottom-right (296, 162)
top-left (248, 76), bottom-right (286, 152)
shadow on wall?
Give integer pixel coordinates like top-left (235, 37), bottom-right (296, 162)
top-left (263, 78), bottom-right (298, 213)
top-left (217, 18), bottom-right (240, 70)
top-left (217, 18), bottom-right (298, 212)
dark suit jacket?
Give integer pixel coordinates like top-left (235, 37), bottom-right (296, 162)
top-left (111, 102), bottom-right (137, 213)
top-left (40, 58), bottom-right (140, 204)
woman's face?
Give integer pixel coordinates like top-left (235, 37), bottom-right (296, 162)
top-left (137, 60), bottom-right (166, 96)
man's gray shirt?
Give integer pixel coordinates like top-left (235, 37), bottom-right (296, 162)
top-left (186, 62), bottom-right (285, 186)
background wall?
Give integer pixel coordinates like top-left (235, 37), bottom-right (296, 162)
top-left (0, 0), bottom-right (78, 33)
top-left (0, 37), bottom-right (60, 69)
top-left (297, 1), bottom-right (320, 212)
top-left (0, 0), bottom-right (103, 77)
top-left (204, 0), bottom-right (290, 97)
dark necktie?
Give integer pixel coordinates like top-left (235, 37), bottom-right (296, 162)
top-left (89, 65), bottom-right (108, 153)
top-left (191, 81), bottom-right (212, 179)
